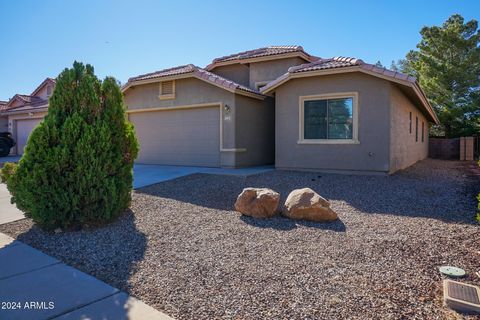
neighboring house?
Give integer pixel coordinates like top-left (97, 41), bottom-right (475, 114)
top-left (123, 45), bottom-right (439, 174)
top-left (0, 78), bottom-right (55, 155)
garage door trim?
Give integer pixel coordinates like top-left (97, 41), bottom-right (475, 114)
top-left (15, 116), bottom-right (43, 155)
top-left (127, 102), bottom-right (246, 153)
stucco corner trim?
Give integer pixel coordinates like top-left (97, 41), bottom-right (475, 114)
top-left (298, 92), bottom-right (360, 145)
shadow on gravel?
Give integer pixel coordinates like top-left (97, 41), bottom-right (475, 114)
top-left (12, 209), bottom-right (147, 293)
top-left (240, 215), bottom-right (346, 232)
top-left (136, 159), bottom-right (478, 225)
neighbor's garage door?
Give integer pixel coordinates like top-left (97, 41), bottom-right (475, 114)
top-left (16, 118), bottom-right (42, 155)
top-left (129, 106), bottom-right (220, 166)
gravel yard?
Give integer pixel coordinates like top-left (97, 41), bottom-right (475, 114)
top-left (1, 159), bottom-right (479, 319)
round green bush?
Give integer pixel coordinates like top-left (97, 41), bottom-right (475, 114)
top-left (6, 62), bottom-right (139, 230)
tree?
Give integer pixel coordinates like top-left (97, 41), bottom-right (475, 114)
top-left (5, 62), bottom-right (139, 230)
top-left (390, 60), bottom-right (399, 72)
top-left (399, 14), bottom-right (480, 138)
top-left (374, 60), bottom-right (384, 68)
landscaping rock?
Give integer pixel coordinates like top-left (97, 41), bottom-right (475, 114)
top-left (234, 188), bottom-right (280, 218)
top-left (283, 187), bottom-right (337, 222)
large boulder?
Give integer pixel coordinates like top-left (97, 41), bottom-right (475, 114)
top-left (283, 188), bottom-right (338, 222)
top-left (234, 188), bottom-right (280, 218)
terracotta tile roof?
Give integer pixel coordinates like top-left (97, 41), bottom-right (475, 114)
top-left (126, 64), bottom-right (263, 96)
top-left (0, 101), bottom-right (8, 112)
top-left (212, 45), bottom-right (309, 63)
top-left (16, 94), bottom-right (43, 104)
top-left (194, 68), bottom-right (260, 95)
top-left (287, 56), bottom-right (417, 82)
top-left (128, 65), bottom-right (196, 82)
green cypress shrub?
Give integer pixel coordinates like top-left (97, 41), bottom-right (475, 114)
top-left (6, 62), bottom-right (139, 230)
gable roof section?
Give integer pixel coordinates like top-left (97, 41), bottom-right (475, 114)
top-left (2, 94), bottom-right (47, 113)
top-left (261, 57), bottom-right (439, 124)
top-left (0, 77), bottom-right (55, 114)
top-left (206, 45), bottom-right (318, 70)
top-left (123, 64), bottom-right (265, 100)
top-left (30, 77), bottom-right (56, 96)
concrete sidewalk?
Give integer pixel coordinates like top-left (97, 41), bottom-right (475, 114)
top-left (0, 233), bottom-right (173, 320)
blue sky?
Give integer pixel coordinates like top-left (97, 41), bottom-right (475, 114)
top-left (0, 0), bottom-right (478, 100)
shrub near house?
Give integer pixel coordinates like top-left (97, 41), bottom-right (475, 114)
top-left (4, 62), bottom-right (139, 230)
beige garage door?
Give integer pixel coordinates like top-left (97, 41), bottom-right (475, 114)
top-left (129, 107), bottom-right (220, 167)
top-left (16, 118), bottom-right (42, 155)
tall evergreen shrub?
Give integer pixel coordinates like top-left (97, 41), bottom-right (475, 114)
top-left (6, 62), bottom-right (139, 230)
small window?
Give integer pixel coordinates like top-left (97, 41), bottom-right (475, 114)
top-left (46, 85), bottom-right (52, 97)
top-left (159, 80), bottom-right (175, 99)
top-left (415, 116), bottom-right (418, 142)
top-left (300, 94), bottom-right (357, 143)
top-left (421, 121), bottom-right (425, 142)
top-left (409, 112), bottom-right (412, 134)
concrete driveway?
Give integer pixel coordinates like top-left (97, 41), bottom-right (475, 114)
top-left (133, 164), bottom-right (274, 189)
top-left (0, 184), bottom-right (24, 224)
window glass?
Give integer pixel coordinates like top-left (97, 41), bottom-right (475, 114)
top-left (304, 97), bottom-right (353, 140)
top-left (328, 98), bottom-right (353, 139)
top-left (304, 100), bottom-right (327, 139)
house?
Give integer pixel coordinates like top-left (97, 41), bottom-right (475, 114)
top-left (123, 46), bottom-right (439, 174)
top-left (0, 78), bottom-right (55, 155)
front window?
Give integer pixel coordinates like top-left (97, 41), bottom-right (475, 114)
top-left (300, 93), bottom-right (358, 143)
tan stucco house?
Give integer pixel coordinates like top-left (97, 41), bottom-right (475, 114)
top-left (0, 78), bottom-right (55, 155)
top-left (123, 46), bottom-right (439, 174)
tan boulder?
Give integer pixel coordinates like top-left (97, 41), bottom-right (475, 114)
top-left (234, 188), bottom-right (280, 218)
top-left (283, 188), bottom-right (338, 222)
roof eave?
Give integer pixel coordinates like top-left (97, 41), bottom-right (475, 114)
top-left (121, 72), bottom-right (195, 93)
top-left (1, 105), bottom-right (48, 115)
top-left (122, 73), bottom-right (266, 100)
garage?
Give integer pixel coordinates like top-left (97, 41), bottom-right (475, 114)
top-left (16, 118), bottom-right (42, 155)
top-left (129, 106), bottom-right (221, 167)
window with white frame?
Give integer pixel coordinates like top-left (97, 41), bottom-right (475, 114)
top-left (300, 93), bottom-right (358, 143)
top-left (158, 80), bottom-right (175, 99)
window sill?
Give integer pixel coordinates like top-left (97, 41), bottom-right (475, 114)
top-left (297, 139), bottom-right (360, 145)
top-left (158, 94), bottom-right (175, 100)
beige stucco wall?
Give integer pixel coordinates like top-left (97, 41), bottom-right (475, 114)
top-left (249, 57), bottom-right (306, 89)
top-left (234, 95), bottom-right (275, 167)
top-left (8, 99), bottom-right (23, 109)
top-left (389, 84), bottom-right (429, 172)
top-left (275, 72), bottom-right (392, 173)
top-left (209, 64), bottom-right (250, 87)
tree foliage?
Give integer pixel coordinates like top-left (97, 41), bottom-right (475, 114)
top-left (394, 14), bottom-right (480, 138)
top-left (5, 62), bottom-right (139, 230)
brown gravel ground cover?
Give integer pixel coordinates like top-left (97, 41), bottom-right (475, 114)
top-left (1, 159), bottom-right (479, 320)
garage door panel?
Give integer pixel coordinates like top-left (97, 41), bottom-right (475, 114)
top-left (130, 107), bottom-right (220, 167)
top-left (16, 118), bottom-right (42, 155)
